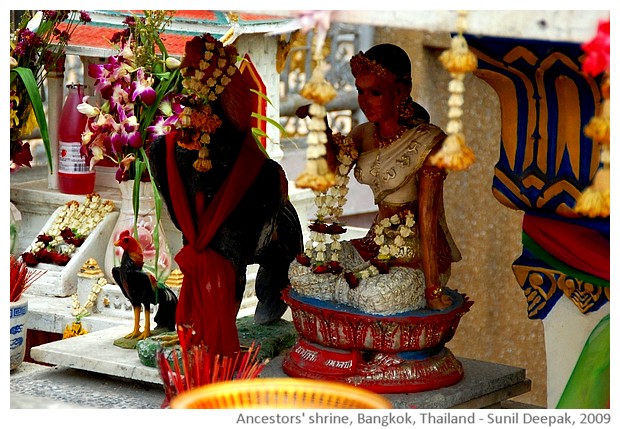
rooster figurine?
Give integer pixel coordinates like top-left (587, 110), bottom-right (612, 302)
top-left (112, 231), bottom-right (178, 340)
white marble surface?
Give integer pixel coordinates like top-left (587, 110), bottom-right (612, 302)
top-left (29, 325), bottom-right (163, 385)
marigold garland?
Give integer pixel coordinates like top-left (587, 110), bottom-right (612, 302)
top-left (177, 33), bottom-right (237, 172)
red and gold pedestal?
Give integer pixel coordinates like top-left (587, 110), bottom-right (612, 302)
top-left (281, 287), bottom-right (473, 394)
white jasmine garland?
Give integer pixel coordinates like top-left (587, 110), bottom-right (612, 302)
top-left (373, 211), bottom-right (416, 261)
top-left (304, 134), bottom-right (358, 266)
top-left (29, 194), bottom-right (115, 260)
top-left (71, 277), bottom-right (106, 318)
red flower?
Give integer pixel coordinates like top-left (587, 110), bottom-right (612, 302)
top-left (64, 236), bottom-right (85, 247)
top-left (345, 271), bottom-right (359, 289)
top-left (581, 18), bottom-right (610, 77)
top-left (296, 253), bottom-right (311, 266)
top-left (60, 227), bottom-right (75, 240)
top-left (370, 258), bottom-right (390, 274)
top-left (328, 261), bottom-right (343, 275)
top-left (36, 233), bottom-right (54, 245)
top-left (327, 224), bottom-right (347, 235)
top-left (21, 252), bottom-right (39, 267)
top-left (10, 140), bottom-right (33, 170)
top-left (179, 35), bottom-right (209, 71)
top-left (51, 252), bottom-right (71, 266)
top-left (308, 222), bottom-right (329, 233)
top-left (35, 249), bottom-right (55, 264)
top-left (312, 264), bottom-right (330, 274)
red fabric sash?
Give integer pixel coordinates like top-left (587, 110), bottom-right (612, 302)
top-left (165, 131), bottom-right (266, 357)
top-left (522, 214), bottom-right (609, 281)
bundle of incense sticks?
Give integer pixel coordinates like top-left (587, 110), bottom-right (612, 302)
top-left (157, 325), bottom-right (266, 407)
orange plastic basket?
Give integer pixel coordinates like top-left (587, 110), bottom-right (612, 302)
top-left (169, 378), bottom-right (392, 409)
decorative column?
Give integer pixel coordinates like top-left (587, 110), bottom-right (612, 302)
top-left (467, 34), bottom-right (609, 408)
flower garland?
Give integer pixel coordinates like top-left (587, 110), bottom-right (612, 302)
top-left (21, 193), bottom-right (115, 267)
top-left (574, 18), bottom-right (610, 218)
top-left (431, 10), bottom-right (477, 171)
top-left (294, 40), bottom-right (338, 192)
top-left (342, 211), bottom-right (415, 289)
top-left (297, 133), bottom-right (357, 274)
top-left (175, 33), bottom-right (238, 172)
top-left (373, 211), bottom-right (416, 260)
top-left (71, 277), bottom-right (106, 318)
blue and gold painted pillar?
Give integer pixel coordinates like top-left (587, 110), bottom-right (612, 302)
top-left (466, 35), bottom-right (610, 408)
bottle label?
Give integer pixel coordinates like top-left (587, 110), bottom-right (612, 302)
top-left (58, 141), bottom-right (91, 174)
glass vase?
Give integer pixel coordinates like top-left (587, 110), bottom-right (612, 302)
top-left (105, 179), bottom-right (172, 283)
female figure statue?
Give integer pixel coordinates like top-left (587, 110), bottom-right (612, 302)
top-left (291, 43), bottom-right (461, 312)
top-left (284, 44), bottom-right (471, 392)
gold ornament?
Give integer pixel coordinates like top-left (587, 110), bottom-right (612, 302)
top-left (165, 269), bottom-right (184, 288)
top-left (79, 258), bottom-right (103, 278)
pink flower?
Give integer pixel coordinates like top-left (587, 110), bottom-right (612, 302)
top-left (130, 68), bottom-right (157, 106)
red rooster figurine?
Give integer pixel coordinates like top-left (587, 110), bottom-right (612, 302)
top-left (112, 231), bottom-right (178, 340)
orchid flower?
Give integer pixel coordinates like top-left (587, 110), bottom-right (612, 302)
top-left (76, 97), bottom-right (100, 118)
top-left (130, 67), bottom-right (157, 106)
top-left (89, 145), bottom-right (105, 170)
top-left (146, 116), bottom-right (169, 140)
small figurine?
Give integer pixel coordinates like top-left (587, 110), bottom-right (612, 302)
top-left (112, 231), bottom-right (178, 341)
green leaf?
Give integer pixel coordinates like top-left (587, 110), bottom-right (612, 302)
top-left (250, 88), bottom-right (277, 108)
top-left (11, 67), bottom-right (52, 173)
top-left (139, 147), bottom-right (164, 280)
top-left (251, 112), bottom-right (286, 134)
top-left (138, 68), bottom-right (181, 141)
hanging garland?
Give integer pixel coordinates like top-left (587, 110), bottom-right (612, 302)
top-left (294, 19), bottom-right (338, 193)
top-left (574, 18), bottom-right (610, 218)
top-left (431, 10), bottom-right (477, 171)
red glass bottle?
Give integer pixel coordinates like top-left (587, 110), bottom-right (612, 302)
top-left (58, 83), bottom-right (95, 194)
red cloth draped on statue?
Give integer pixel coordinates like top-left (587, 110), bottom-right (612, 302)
top-left (165, 131), bottom-right (266, 357)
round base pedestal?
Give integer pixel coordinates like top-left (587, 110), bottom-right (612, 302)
top-left (282, 338), bottom-right (464, 394)
top-left (281, 287), bottom-right (473, 394)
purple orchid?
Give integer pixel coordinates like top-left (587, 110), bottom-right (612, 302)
top-left (130, 68), bottom-right (157, 106)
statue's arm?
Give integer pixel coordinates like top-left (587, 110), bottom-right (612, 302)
top-left (418, 146), bottom-right (450, 308)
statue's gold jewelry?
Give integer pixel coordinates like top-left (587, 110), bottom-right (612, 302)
top-left (373, 125), bottom-right (406, 148)
top-left (350, 52), bottom-right (397, 80)
top-left (425, 283), bottom-right (444, 300)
